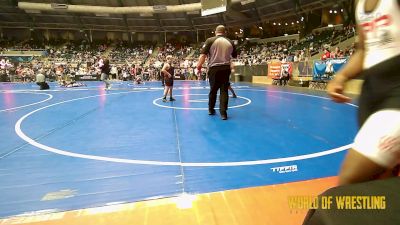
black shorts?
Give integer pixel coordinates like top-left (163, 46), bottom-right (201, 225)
top-left (358, 55), bottom-right (400, 127)
top-left (165, 76), bottom-right (174, 86)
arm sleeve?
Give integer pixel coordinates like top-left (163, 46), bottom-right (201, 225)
top-left (200, 38), bottom-right (213, 55)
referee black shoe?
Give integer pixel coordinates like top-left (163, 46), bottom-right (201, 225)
top-left (220, 112), bottom-right (228, 120)
top-left (208, 109), bottom-right (216, 115)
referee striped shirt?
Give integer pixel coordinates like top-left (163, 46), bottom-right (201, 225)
top-left (200, 35), bottom-right (237, 68)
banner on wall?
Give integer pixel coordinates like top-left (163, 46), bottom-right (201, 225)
top-left (268, 62), bottom-right (293, 79)
top-left (268, 62), bottom-right (282, 79)
top-left (313, 58), bottom-right (348, 77)
top-left (281, 63), bottom-right (293, 75)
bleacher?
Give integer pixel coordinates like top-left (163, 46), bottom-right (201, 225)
top-left (0, 24), bottom-right (357, 87)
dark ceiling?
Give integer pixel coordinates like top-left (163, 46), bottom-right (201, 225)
top-left (0, 0), bottom-right (348, 32)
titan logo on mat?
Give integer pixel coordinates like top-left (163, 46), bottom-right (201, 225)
top-left (270, 165), bottom-right (298, 174)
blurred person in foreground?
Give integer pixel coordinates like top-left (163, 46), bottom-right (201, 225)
top-left (327, 0), bottom-right (400, 186)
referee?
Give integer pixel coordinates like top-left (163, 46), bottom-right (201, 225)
top-left (197, 25), bottom-right (237, 120)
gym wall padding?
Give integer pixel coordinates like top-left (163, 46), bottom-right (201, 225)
top-left (234, 65), bottom-right (268, 82)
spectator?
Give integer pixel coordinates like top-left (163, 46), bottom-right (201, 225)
top-left (321, 49), bottom-right (331, 60)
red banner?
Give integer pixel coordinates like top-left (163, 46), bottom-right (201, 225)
top-left (268, 62), bottom-right (282, 79)
top-left (268, 62), bottom-right (293, 79)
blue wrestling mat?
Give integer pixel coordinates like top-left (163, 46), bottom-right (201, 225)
top-left (0, 81), bottom-right (358, 217)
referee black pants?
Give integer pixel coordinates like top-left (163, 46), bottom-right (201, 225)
top-left (208, 65), bottom-right (231, 114)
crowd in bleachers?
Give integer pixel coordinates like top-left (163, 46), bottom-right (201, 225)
top-left (0, 25), bottom-right (357, 83)
top-left (145, 43), bottom-right (203, 80)
top-left (234, 25), bottom-right (356, 66)
top-left (234, 41), bottom-right (299, 66)
top-left (0, 40), bottom-right (201, 82)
